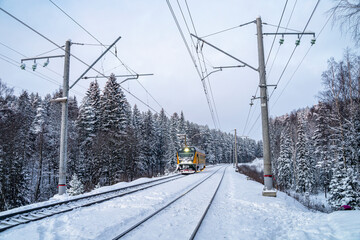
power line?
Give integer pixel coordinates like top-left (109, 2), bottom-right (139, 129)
top-left (201, 20), bottom-right (255, 38)
top-left (182, 0), bottom-right (221, 129)
top-left (269, 0), bottom-right (320, 98)
top-left (262, 23), bottom-right (301, 33)
top-left (175, 0), bottom-right (219, 129)
top-left (0, 7), bottom-right (107, 79)
top-left (36, 46), bottom-right (65, 57)
top-left (265, 0), bottom-right (289, 66)
top-left (0, 53), bottom-right (86, 98)
top-left (247, 113), bottom-right (261, 139)
top-left (48, 0), bottom-right (169, 114)
top-left (242, 103), bottom-right (253, 136)
top-left (166, 0), bottom-right (218, 129)
top-left (48, 0), bottom-right (137, 72)
top-left (246, 0), bottom-right (320, 137)
top-left (120, 85), bottom-right (159, 114)
top-left (135, 80), bottom-right (171, 117)
top-left (0, 53), bottom-right (59, 85)
top-left (243, 0), bottom-right (289, 136)
top-left (48, 0), bottom-right (136, 75)
top-left (0, 40), bottom-right (88, 91)
top-left (266, 0), bottom-right (298, 79)
top-left (270, 0), bottom-right (343, 109)
top-left (1, 7), bottom-right (162, 114)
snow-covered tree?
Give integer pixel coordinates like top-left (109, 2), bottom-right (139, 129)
top-left (295, 115), bottom-right (312, 193)
top-left (328, 163), bottom-right (359, 209)
top-left (277, 121), bottom-right (293, 190)
top-left (68, 174), bottom-right (84, 196)
top-left (141, 110), bottom-right (156, 177)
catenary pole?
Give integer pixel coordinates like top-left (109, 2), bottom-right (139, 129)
top-left (58, 40), bottom-right (71, 195)
top-left (256, 17), bottom-right (276, 196)
top-left (234, 129), bottom-right (238, 169)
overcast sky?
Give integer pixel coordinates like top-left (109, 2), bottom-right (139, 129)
top-left (0, 0), bottom-right (357, 140)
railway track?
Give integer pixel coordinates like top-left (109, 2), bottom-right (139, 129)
top-left (0, 173), bottom-right (185, 232)
top-left (112, 165), bottom-right (228, 240)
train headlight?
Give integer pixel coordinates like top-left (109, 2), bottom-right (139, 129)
top-left (184, 148), bottom-right (189, 152)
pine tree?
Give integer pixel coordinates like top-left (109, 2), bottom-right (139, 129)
top-left (170, 112), bottom-right (181, 150)
top-left (98, 74), bottom-right (130, 184)
top-left (30, 102), bottom-right (47, 202)
top-left (153, 109), bottom-right (171, 175)
top-left (68, 174), bottom-right (84, 196)
top-left (328, 163), bottom-right (359, 209)
top-left (295, 115), bottom-right (312, 193)
top-left (131, 105), bottom-right (144, 176)
top-left (202, 126), bottom-right (215, 164)
top-left (179, 111), bottom-right (187, 135)
top-left (141, 110), bottom-right (156, 177)
top-left (277, 122), bottom-right (293, 190)
top-left (78, 80), bottom-right (101, 188)
top-left (313, 102), bottom-right (332, 196)
top-left (16, 91), bottom-right (35, 204)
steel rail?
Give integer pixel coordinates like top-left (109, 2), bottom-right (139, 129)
top-left (0, 174), bottom-right (184, 232)
top-left (112, 166), bottom-right (225, 239)
top-left (189, 166), bottom-right (228, 240)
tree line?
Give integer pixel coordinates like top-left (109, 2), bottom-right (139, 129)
top-left (0, 74), bottom-right (261, 211)
top-left (270, 49), bottom-right (360, 209)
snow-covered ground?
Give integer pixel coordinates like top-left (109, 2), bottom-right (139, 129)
top-left (1, 165), bottom-right (359, 240)
top-left (239, 158), bottom-right (332, 211)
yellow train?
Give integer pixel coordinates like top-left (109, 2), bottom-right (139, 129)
top-left (177, 146), bottom-right (206, 174)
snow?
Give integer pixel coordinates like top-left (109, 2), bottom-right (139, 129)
top-left (240, 158), bottom-right (264, 172)
top-left (1, 165), bottom-right (359, 240)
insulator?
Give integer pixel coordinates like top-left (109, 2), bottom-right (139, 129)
top-left (32, 62), bottom-right (37, 71)
top-left (43, 59), bottom-right (49, 67)
top-left (279, 38), bottom-right (284, 45)
top-left (20, 63), bottom-right (26, 70)
top-left (295, 39), bottom-right (300, 46)
top-left (311, 38), bottom-right (316, 45)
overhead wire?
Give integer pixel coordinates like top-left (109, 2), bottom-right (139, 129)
top-left (0, 7), bottom-right (108, 81)
top-left (201, 20), bottom-right (255, 39)
top-left (36, 45), bottom-right (65, 57)
top-left (246, 0), bottom-right (321, 137)
top-left (271, 0), bottom-right (343, 109)
top-left (48, 0), bottom-right (169, 115)
top-left (0, 53), bottom-right (85, 97)
top-left (48, 1), bottom-right (136, 74)
top-left (0, 40), bottom-right (88, 92)
top-left (0, 7), bottom-right (159, 114)
top-left (175, 0), bottom-right (219, 129)
top-left (262, 23), bottom-right (300, 33)
top-left (183, 0), bottom-right (221, 129)
top-left (243, 0), bottom-right (289, 136)
top-left (269, 0), bottom-right (320, 99)
top-left (265, 0), bottom-right (289, 66)
top-left (166, 0), bottom-right (218, 129)
top-left (135, 80), bottom-right (170, 116)
top-left (265, 0), bottom-right (298, 80)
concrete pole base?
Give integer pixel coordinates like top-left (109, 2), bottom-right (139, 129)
top-left (58, 185), bottom-right (67, 195)
top-left (262, 189), bottom-right (277, 197)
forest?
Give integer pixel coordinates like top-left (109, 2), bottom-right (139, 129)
top-left (0, 74), bottom-right (261, 211)
top-left (1, 48), bottom-right (359, 212)
top-left (269, 49), bottom-right (360, 209)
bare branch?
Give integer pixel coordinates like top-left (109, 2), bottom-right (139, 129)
top-left (328, 0), bottom-right (360, 46)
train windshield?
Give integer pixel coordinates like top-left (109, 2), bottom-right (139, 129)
top-left (178, 152), bottom-right (194, 158)
top-left (178, 147), bottom-right (195, 159)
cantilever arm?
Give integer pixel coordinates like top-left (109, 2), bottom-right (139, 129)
top-left (191, 34), bottom-right (258, 72)
top-left (201, 69), bottom-right (222, 81)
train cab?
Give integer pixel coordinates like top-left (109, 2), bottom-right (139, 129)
top-left (177, 146), bottom-right (206, 174)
